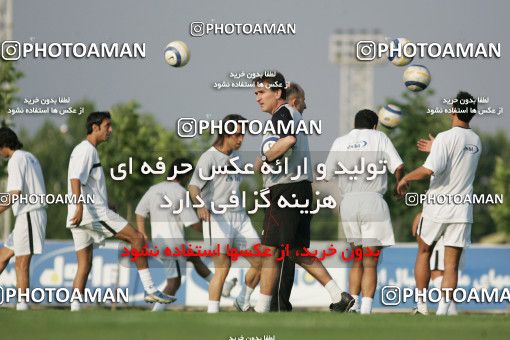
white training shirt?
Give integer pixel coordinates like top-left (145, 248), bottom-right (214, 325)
top-left (325, 129), bottom-right (403, 196)
top-left (422, 127), bottom-right (482, 223)
top-left (135, 181), bottom-right (199, 240)
top-left (188, 146), bottom-right (243, 211)
top-left (7, 150), bottom-right (47, 216)
top-left (66, 140), bottom-right (108, 227)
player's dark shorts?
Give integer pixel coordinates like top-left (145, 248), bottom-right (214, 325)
top-left (262, 180), bottom-right (312, 248)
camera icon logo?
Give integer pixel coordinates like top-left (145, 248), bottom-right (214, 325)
top-left (1, 41), bottom-right (21, 61)
top-left (381, 285), bottom-right (401, 306)
top-left (190, 22), bottom-right (205, 37)
top-left (177, 118), bottom-right (198, 138)
top-left (405, 193), bottom-right (419, 207)
top-left (356, 40), bottom-right (376, 61)
top-left (0, 193), bottom-right (11, 207)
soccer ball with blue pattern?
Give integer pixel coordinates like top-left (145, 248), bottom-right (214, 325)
top-left (164, 41), bottom-right (190, 67)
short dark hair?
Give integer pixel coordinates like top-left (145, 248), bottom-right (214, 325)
top-left (254, 71), bottom-right (287, 99)
top-left (453, 91), bottom-right (477, 123)
top-left (167, 158), bottom-right (193, 182)
top-left (286, 82), bottom-right (303, 99)
top-left (0, 127), bottom-right (23, 150)
top-left (86, 111), bottom-right (111, 134)
top-left (354, 109), bottom-right (379, 129)
top-left (213, 114), bottom-right (246, 147)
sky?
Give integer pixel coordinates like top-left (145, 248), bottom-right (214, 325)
top-left (10, 0), bottom-right (509, 152)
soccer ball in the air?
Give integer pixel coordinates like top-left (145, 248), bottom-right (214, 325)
top-left (388, 37), bottom-right (413, 66)
top-left (403, 65), bottom-right (431, 91)
top-left (378, 104), bottom-right (402, 128)
top-left (164, 41), bottom-right (190, 67)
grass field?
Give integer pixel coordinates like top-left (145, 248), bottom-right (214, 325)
top-left (1, 309), bottom-right (509, 340)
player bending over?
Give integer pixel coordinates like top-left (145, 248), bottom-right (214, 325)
top-left (135, 158), bottom-right (236, 312)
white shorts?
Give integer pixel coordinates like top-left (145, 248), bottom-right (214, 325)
top-left (5, 208), bottom-right (47, 256)
top-left (152, 238), bottom-right (187, 279)
top-left (203, 210), bottom-right (260, 254)
top-left (159, 256), bottom-right (186, 279)
top-left (71, 209), bottom-right (128, 251)
top-left (340, 192), bottom-right (395, 247)
top-left (430, 236), bottom-right (445, 271)
top-left (417, 215), bottom-right (471, 248)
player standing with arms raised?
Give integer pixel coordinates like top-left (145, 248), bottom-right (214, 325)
top-left (136, 158), bottom-right (236, 312)
top-left (397, 92), bottom-right (481, 315)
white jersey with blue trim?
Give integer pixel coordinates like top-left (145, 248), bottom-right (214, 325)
top-left (66, 140), bottom-right (109, 227)
top-left (422, 127), bottom-right (482, 223)
top-left (325, 129), bottom-right (403, 196)
top-left (189, 146), bottom-right (243, 211)
top-left (7, 150), bottom-right (47, 216)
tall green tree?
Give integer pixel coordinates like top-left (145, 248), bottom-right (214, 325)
top-left (472, 131), bottom-right (510, 240)
top-left (20, 100), bottom-right (97, 238)
top-left (0, 61), bottom-right (23, 239)
top-left (380, 89), bottom-right (450, 241)
top-left (489, 157), bottom-right (510, 235)
top-left (65, 99), bottom-right (96, 145)
top-left (22, 120), bottom-right (71, 238)
top-left (21, 100), bottom-right (195, 237)
top-left (0, 61), bottom-right (23, 127)
top-left (99, 101), bottom-right (188, 223)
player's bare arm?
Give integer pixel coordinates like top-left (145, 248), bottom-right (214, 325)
top-left (69, 178), bottom-right (83, 226)
top-left (190, 221), bottom-right (203, 233)
top-left (397, 166), bottom-right (434, 196)
top-left (393, 164), bottom-right (405, 198)
top-left (188, 184), bottom-right (209, 221)
top-left (417, 134), bottom-right (435, 153)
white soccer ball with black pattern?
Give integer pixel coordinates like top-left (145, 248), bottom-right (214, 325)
top-left (378, 104), bottom-right (402, 128)
top-left (260, 135), bottom-right (292, 162)
top-left (403, 65), bottom-right (431, 92)
top-left (164, 41), bottom-right (190, 67)
top-left (261, 135), bottom-right (279, 155)
top-left (388, 38), bottom-right (413, 66)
